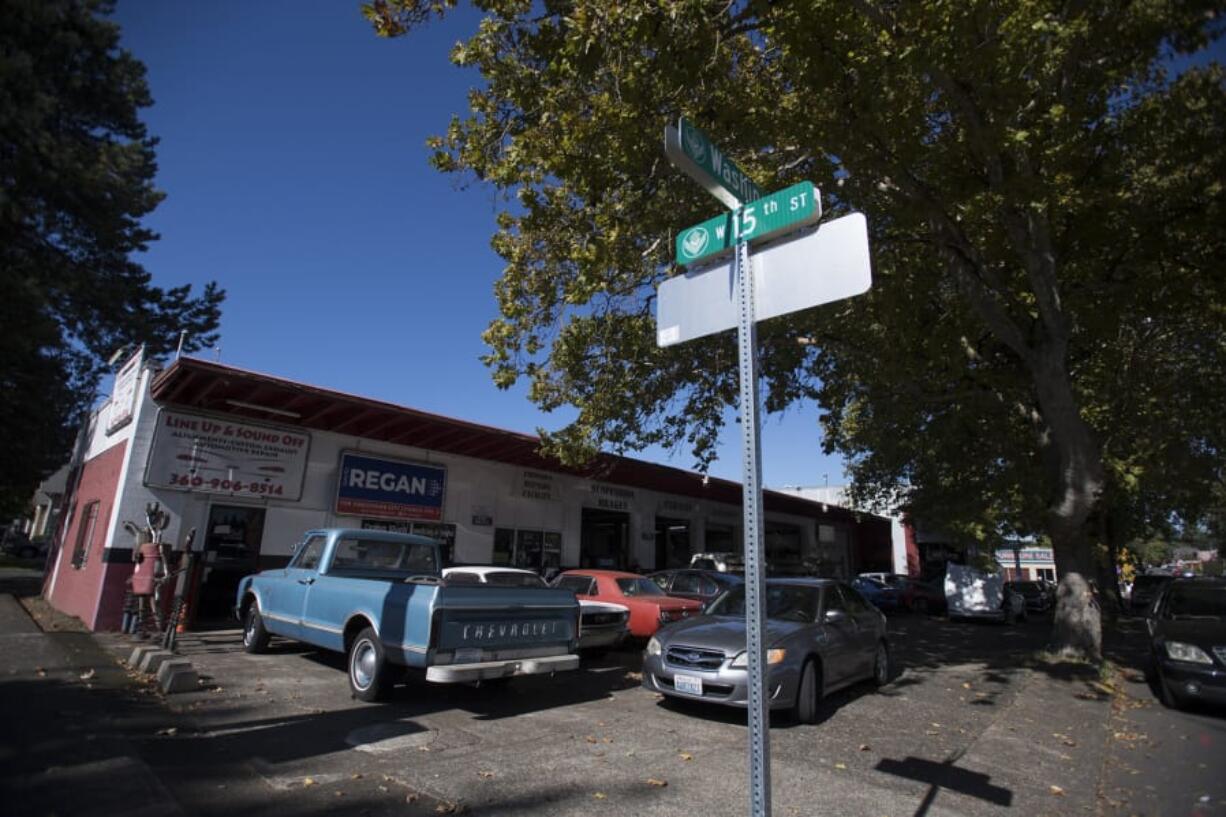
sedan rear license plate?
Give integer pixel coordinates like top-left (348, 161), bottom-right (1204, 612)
top-left (674, 673), bottom-right (703, 695)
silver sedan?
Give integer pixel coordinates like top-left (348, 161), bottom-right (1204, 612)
top-left (641, 578), bottom-right (889, 723)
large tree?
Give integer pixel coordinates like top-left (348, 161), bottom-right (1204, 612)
top-left (365, 0), bottom-right (1225, 659)
top-left (1, 0), bottom-right (225, 515)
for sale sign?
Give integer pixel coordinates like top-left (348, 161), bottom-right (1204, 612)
top-left (335, 452), bottom-right (446, 522)
top-left (144, 410), bottom-right (310, 500)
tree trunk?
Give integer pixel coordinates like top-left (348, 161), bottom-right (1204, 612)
top-left (1033, 349), bottom-right (1105, 662)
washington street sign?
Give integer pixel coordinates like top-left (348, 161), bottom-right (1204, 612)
top-left (675, 181), bottom-right (821, 266)
top-left (664, 117), bottom-right (763, 209)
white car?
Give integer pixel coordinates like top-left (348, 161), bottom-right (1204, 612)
top-left (442, 566), bottom-right (630, 651)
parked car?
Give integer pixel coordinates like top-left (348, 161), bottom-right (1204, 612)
top-left (443, 566), bottom-right (629, 652)
top-left (856, 573), bottom-right (945, 614)
top-left (235, 529), bottom-right (580, 701)
top-left (641, 578), bottom-right (890, 723)
top-left (1146, 576), bottom-right (1226, 710)
top-left (554, 569), bottom-right (702, 638)
top-left (1130, 574), bottom-right (1174, 615)
top-left (850, 576), bottom-right (902, 612)
top-left (944, 564), bottom-right (1026, 623)
top-left (897, 578), bottom-right (947, 614)
top-left (1005, 580), bottom-right (1054, 613)
top-left (689, 552), bottom-right (745, 573)
top-left (648, 569), bottom-right (743, 605)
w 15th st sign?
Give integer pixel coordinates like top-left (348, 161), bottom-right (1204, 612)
top-left (676, 181), bottom-right (821, 266)
top-left (664, 117), bottom-right (763, 208)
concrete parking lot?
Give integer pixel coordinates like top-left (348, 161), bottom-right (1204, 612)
top-left (3, 565), bottom-right (1223, 817)
top-left (102, 613), bottom-right (1105, 817)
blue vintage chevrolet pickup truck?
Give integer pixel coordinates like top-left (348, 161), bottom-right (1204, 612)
top-left (234, 528), bottom-right (580, 700)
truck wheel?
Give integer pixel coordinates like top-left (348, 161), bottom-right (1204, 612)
top-left (348, 627), bottom-right (390, 702)
top-left (242, 603), bottom-right (271, 654)
top-left (792, 658), bottom-right (822, 724)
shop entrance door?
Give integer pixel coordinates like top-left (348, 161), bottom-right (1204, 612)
top-left (195, 505), bottom-right (266, 624)
top-left (655, 517), bottom-right (691, 569)
top-left (580, 508), bottom-right (630, 570)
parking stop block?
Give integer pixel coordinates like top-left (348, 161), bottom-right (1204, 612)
top-left (157, 659), bottom-right (198, 694)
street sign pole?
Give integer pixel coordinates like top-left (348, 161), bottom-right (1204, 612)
top-left (734, 229), bottom-right (772, 817)
top-left (662, 117), bottom-right (868, 817)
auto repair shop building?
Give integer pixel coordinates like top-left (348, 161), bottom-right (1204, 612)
top-left (43, 355), bottom-right (892, 630)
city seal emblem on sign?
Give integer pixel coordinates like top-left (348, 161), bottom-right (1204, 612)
top-left (681, 226), bottom-right (709, 260)
top-left (682, 126), bottom-right (707, 163)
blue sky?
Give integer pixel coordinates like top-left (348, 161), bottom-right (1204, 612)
top-left (110, 0), bottom-right (848, 491)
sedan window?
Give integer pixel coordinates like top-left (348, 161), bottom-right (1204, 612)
top-left (649, 573), bottom-right (672, 590)
top-left (556, 575), bottom-right (596, 595)
top-left (485, 571), bottom-right (548, 588)
top-left (616, 577), bottom-right (667, 597)
top-left (672, 572), bottom-right (702, 594)
top-left (707, 585), bottom-right (821, 622)
top-left (1161, 585), bottom-right (1226, 620)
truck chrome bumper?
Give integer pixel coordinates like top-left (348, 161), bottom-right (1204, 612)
top-left (425, 653), bottom-right (579, 683)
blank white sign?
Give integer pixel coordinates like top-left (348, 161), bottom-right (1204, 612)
top-left (656, 212), bottom-right (871, 347)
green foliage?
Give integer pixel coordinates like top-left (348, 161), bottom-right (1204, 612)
top-left (365, 1), bottom-right (1224, 561)
top-left (0, 0), bottom-right (225, 515)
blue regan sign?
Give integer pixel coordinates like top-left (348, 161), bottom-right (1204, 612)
top-left (336, 452), bottom-right (446, 521)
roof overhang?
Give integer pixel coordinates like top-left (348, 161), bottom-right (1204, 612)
top-left (149, 357), bottom-right (873, 524)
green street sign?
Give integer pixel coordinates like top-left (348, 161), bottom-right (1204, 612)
top-left (675, 181), bottom-right (821, 266)
top-left (664, 117), bottom-right (763, 208)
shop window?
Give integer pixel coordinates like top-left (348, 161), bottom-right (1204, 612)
top-left (71, 501), bottom-right (99, 569)
top-left (492, 527), bottom-right (561, 570)
top-left (1038, 568), bottom-right (1055, 582)
top-left (361, 519), bottom-right (456, 565)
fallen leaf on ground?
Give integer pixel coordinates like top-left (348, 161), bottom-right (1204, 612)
top-left (859, 744), bottom-right (871, 752)
top-left (1049, 785), bottom-right (1065, 796)
top-left (679, 752), bottom-right (693, 761)
top-left (35, 668), bottom-right (47, 677)
top-left (80, 669), bottom-right (96, 680)
top-left (646, 778), bottom-right (668, 787)
top-left (961, 682), bottom-right (972, 689)
top-left (351, 773), bottom-right (363, 780)
top-left (406, 793), bottom-right (418, 803)
top-left (155, 727), bottom-right (178, 737)
top-left (303, 777), bottom-right (316, 787)
top-left (585, 735), bottom-right (599, 744)
top-left (592, 792), bottom-right (607, 800)
top-left (834, 763), bottom-right (847, 770)
top-left (478, 771), bottom-right (495, 779)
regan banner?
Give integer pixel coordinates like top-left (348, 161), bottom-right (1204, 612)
top-left (335, 452), bottom-right (446, 522)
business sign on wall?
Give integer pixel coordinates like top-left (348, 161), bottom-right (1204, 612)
top-left (519, 470), bottom-right (558, 502)
top-left (145, 409), bottom-right (310, 500)
top-left (106, 346), bottom-right (143, 434)
top-left (590, 483), bottom-right (635, 512)
top-left (335, 452), bottom-right (446, 522)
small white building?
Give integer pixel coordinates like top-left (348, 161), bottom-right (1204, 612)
top-left (43, 356), bottom-right (893, 630)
